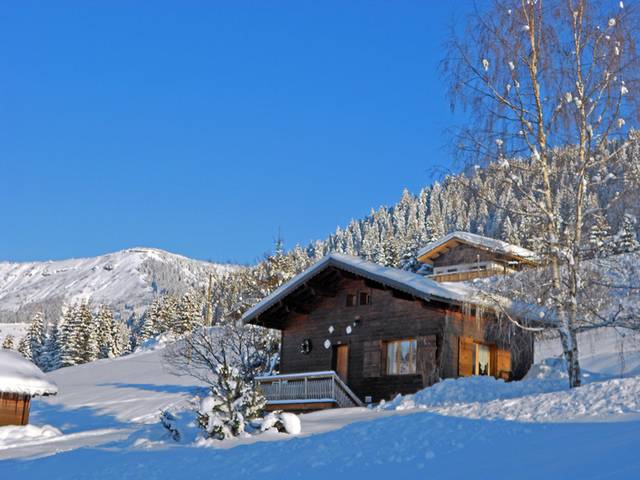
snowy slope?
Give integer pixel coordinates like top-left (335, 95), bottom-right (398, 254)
top-left (0, 248), bottom-right (238, 323)
top-left (0, 327), bottom-right (638, 480)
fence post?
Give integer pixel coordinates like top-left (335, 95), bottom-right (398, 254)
top-left (304, 377), bottom-right (308, 399)
top-left (331, 375), bottom-right (335, 404)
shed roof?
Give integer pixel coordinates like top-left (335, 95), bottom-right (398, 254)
top-left (0, 350), bottom-right (58, 397)
top-left (417, 231), bottom-right (539, 265)
top-left (241, 253), bottom-right (488, 326)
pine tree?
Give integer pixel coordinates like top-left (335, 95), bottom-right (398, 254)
top-left (2, 335), bottom-right (15, 350)
top-left (18, 336), bottom-right (32, 359)
top-left (157, 295), bottom-right (178, 334)
top-left (59, 304), bottom-right (84, 367)
top-left (95, 304), bottom-right (115, 358)
top-left (588, 215), bottom-right (613, 258)
top-left (197, 362), bottom-right (266, 440)
top-left (110, 321), bottom-right (132, 357)
top-left (78, 303), bottom-right (98, 363)
top-left (174, 290), bottom-right (202, 335)
top-left (42, 321), bottom-right (61, 371)
top-left (138, 297), bottom-right (163, 344)
top-left (20, 311), bottom-right (46, 366)
top-left (614, 213), bottom-right (640, 254)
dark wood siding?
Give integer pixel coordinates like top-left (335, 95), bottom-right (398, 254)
top-left (277, 277), bottom-right (534, 403)
top-left (443, 310), bottom-right (534, 380)
top-left (432, 245), bottom-right (498, 268)
top-left (279, 278), bottom-right (446, 402)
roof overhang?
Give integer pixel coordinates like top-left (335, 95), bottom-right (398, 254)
top-left (417, 232), bottom-right (540, 266)
top-left (241, 253), bottom-right (484, 329)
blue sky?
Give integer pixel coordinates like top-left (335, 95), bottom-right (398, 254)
top-left (0, 1), bottom-right (467, 264)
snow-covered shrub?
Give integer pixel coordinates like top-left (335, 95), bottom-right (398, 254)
top-left (258, 411), bottom-right (301, 435)
top-left (197, 363), bottom-right (266, 440)
top-left (159, 410), bottom-right (181, 442)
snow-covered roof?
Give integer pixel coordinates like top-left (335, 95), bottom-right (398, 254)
top-left (0, 350), bottom-right (58, 396)
top-left (242, 253), bottom-right (486, 325)
top-left (417, 231), bottom-right (539, 264)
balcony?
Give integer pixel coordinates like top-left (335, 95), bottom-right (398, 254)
top-left (255, 370), bottom-right (364, 411)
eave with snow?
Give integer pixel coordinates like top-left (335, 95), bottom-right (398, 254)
top-left (0, 350), bottom-right (58, 426)
top-left (417, 231), bottom-right (539, 282)
top-left (243, 252), bottom-right (535, 411)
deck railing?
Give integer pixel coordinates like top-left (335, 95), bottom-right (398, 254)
top-left (255, 371), bottom-right (363, 409)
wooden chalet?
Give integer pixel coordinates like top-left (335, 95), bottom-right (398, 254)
top-left (0, 350), bottom-right (58, 426)
top-left (243, 248), bottom-right (535, 412)
top-left (417, 231), bottom-right (539, 282)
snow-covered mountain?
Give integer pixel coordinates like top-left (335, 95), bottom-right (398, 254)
top-left (0, 248), bottom-right (239, 324)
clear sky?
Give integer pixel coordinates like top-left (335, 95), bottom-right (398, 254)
top-left (0, 1), bottom-right (467, 264)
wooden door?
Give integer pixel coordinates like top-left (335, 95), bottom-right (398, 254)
top-left (335, 345), bottom-right (349, 382)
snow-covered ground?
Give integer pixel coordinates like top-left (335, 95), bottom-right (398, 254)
top-left (0, 247), bottom-right (238, 323)
top-left (1, 328), bottom-right (639, 479)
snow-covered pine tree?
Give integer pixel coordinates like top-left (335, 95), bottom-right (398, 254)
top-left (157, 294), bottom-right (178, 334)
top-left (95, 304), bottom-right (115, 359)
top-left (78, 302), bottom-right (98, 363)
top-left (137, 297), bottom-right (163, 344)
top-left (42, 320), bottom-right (61, 371)
top-left (588, 214), bottom-right (613, 258)
top-left (174, 290), bottom-right (202, 335)
top-left (197, 362), bottom-right (266, 440)
top-left (110, 320), bottom-right (131, 357)
top-left (614, 213), bottom-right (640, 254)
top-left (17, 336), bottom-right (32, 359)
top-left (28, 311), bottom-right (46, 366)
top-left (59, 304), bottom-right (84, 367)
top-left (2, 335), bottom-right (15, 350)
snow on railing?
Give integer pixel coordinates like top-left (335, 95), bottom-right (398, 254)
top-left (256, 371), bottom-right (363, 408)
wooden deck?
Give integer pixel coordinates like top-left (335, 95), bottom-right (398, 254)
top-left (256, 371), bottom-right (364, 411)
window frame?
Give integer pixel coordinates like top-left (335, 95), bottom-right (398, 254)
top-left (358, 291), bottom-right (371, 306)
top-left (385, 338), bottom-right (418, 376)
top-left (346, 294), bottom-right (356, 307)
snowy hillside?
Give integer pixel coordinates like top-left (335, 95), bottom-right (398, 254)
top-left (1, 328), bottom-right (639, 478)
top-left (0, 248), bottom-right (238, 324)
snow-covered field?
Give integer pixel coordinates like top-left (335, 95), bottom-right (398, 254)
top-left (1, 329), bottom-right (639, 479)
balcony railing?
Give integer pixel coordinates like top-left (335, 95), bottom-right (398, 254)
top-left (255, 370), bottom-right (363, 409)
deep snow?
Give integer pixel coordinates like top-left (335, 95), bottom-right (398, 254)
top-left (1, 328), bottom-right (639, 479)
top-left (0, 350), bottom-right (58, 396)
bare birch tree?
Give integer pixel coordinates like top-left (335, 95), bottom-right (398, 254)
top-left (444, 0), bottom-right (640, 387)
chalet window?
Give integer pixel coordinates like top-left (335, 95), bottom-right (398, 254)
top-left (459, 337), bottom-right (512, 378)
top-left (346, 294), bottom-right (356, 307)
top-left (476, 344), bottom-right (490, 376)
top-left (359, 291), bottom-right (371, 306)
top-left (386, 339), bottom-right (417, 375)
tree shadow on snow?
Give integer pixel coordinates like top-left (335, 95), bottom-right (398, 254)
top-left (96, 383), bottom-right (203, 395)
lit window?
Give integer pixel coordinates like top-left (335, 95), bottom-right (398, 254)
top-left (476, 344), bottom-right (490, 376)
top-left (386, 339), bottom-right (417, 375)
top-left (346, 294), bottom-right (356, 307)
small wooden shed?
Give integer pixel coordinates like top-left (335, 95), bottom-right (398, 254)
top-left (0, 350), bottom-right (58, 426)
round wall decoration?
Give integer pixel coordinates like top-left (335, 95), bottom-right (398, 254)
top-left (346, 325), bottom-right (353, 335)
top-left (300, 338), bottom-right (313, 355)
top-left (328, 326), bottom-right (334, 334)
top-left (324, 339), bottom-right (331, 349)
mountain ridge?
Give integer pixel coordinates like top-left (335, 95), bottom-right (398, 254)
top-left (0, 247), bottom-right (239, 324)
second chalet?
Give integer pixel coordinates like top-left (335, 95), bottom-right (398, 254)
top-left (242, 232), bottom-right (540, 411)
